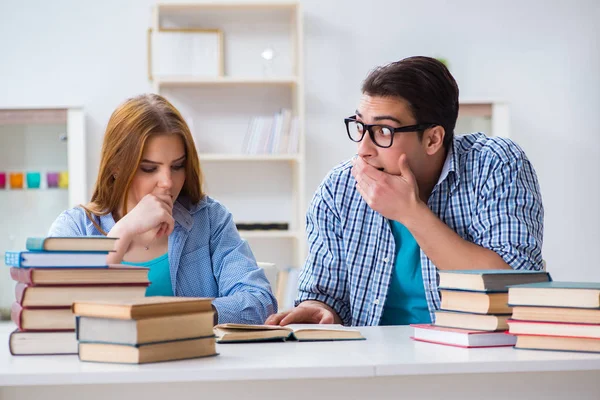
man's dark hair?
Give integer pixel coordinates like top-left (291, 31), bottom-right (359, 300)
top-left (361, 56), bottom-right (459, 151)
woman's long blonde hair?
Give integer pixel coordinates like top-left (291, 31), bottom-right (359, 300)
top-left (83, 94), bottom-right (204, 234)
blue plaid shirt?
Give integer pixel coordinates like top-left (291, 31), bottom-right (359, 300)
top-left (48, 196), bottom-right (277, 324)
top-left (297, 133), bottom-right (544, 326)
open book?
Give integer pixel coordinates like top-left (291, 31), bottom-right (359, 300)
top-left (214, 323), bottom-right (365, 343)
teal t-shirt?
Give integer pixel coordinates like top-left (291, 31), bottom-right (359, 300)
top-left (379, 221), bottom-right (431, 325)
top-left (122, 253), bottom-right (173, 297)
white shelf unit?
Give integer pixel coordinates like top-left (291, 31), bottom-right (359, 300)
top-left (0, 107), bottom-right (86, 316)
top-left (457, 99), bottom-right (510, 138)
top-left (150, 2), bottom-right (305, 306)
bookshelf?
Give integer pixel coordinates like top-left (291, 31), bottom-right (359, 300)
top-left (457, 99), bottom-right (510, 138)
top-left (149, 2), bottom-right (305, 307)
top-left (0, 107), bottom-right (87, 317)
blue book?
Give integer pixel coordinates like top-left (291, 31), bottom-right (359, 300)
top-left (5, 251), bottom-right (109, 268)
top-left (26, 236), bottom-right (117, 252)
top-left (508, 281), bottom-right (600, 308)
top-left (438, 269), bottom-right (550, 292)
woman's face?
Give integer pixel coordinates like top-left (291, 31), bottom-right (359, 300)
top-left (126, 134), bottom-right (187, 211)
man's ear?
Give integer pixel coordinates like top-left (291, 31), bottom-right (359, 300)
top-left (423, 125), bottom-right (445, 155)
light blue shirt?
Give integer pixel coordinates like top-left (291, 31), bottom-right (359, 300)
top-left (122, 253), bottom-right (173, 297)
top-left (48, 195), bottom-right (277, 324)
top-left (379, 221), bottom-right (431, 325)
top-left (297, 133), bottom-right (544, 326)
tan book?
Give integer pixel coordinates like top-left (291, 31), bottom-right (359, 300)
top-left (440, 290), bottom-right (511, 314)
top-left (214, 323), bottom-right (365, 343)
top-left (438, 270), bottom-right (550, 292)
top-left (16, 283), bottom-right (149, 308)
top-left (511, 306), bottom-right (600, 324)
top-left (515, 335), bottom-right (600, 353)
top-left (434, 311), bottom-right (510, 331)
top-left (77, 312), bottom-right (214, 345)
top-left (508, 282), bottom-right (600, 308)
top-left (9, 330), bottom-right (77, 355)
top-left (73, 296), bottom-right (214, 320)
top-left (78, 336), bottom-right (217, 364)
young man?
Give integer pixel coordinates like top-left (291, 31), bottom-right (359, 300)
top-left (266, 56), bottom-right (544, 327)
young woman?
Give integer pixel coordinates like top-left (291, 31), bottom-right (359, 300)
top-left (48, 94), bottom-right (277, 325)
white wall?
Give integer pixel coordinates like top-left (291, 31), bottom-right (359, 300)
top-left (1, 0), bottom-right (599, 281)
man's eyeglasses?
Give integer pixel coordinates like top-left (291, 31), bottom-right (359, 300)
top-left (344, 116), bottom-right (437, 148)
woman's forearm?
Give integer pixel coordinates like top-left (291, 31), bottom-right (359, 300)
top-left (106, 223), bottom-right (133, 264)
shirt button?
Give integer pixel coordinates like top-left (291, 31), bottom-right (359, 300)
top-left (383, 257), bottom-right (389, 263)
top-left (374, 298), bottom-right (380, 305)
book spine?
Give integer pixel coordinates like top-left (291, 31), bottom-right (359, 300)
top-left (10, 267), bottom-right (33, 284)
top-left (11, 302), bottom-right (24, 331)
top-left (25, 237), bottom-right (46, 251)
top-left (14, 282), bottom-right (27, 306)
top-left (8, 330), bottom-right (15, 356)
top-left (4, 251), bottom-right (22, 267)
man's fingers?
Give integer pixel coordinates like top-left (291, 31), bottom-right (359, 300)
top-left (265, 311), bottom-right (289, 325)
top-left (319, 311), bottom-right (335, 324)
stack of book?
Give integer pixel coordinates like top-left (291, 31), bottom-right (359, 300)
top-left (73, 296), bottom-right (217, 364)
top-left (507, 282), bottom-right (600, 353)
top-left (411, 270), bottom-right (550, 348)
top-left (6, 236), bottom-right (150, 356)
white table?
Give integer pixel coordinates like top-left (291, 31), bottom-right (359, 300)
top-left (1, 322), bottom-right (600, 400)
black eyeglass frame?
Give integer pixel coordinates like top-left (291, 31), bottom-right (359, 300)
top-left (344, 115), bottom-right (438, 148)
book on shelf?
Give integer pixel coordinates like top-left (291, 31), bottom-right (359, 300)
top-left (72, 296), bottom-right (214, 320)
top-left (9, 330), bottom-right (78, 355)
top-left (5, 250), bottom-right (109, 268)
top-left (16, 282), bottom-right (149, 308)
top-left (438, 270), bottom-right (550, 292)
top-left (214, 323), bottom-right (365, 343)
top-left (10, 265), bottom-right (149, 285)
top-left (76, 312), bottom-right (214, 345)
top-left (440, 290), bottom-right (511, 314)
top-left (511, 306), bottom-right (600, 324)
top-left (515, 334), bottom-right (600, 353)
top-left (11, 302), bottom-right (75, 331)
top-left (411, 324), bottom-right (517, 348)
top-left (235, 222), bottom-right (289, 231)
top-left (508, 281), bottom-right (600, 308)
top-left (507, 320), bottom-right (600, 339)
top-left (242, 109), bottom-right (299, 155)
top-left (78, 336), bottom-right (217, 364)
top-left (25, 236), bottom-right (118, 252)
top-left (434, 310), bottom-right (510, 331)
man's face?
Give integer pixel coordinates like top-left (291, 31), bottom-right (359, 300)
top-left (354, 94), bottom-right (426, 176)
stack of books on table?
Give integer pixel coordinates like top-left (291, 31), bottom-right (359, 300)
top-left (73, 296), bottom-right (217, 364)
top-left (411, 270), bottom-right (550, 348)
top-left (6, 236), bottom-right (149, 356)
top-left (507, 282), bottom-right (600, 353)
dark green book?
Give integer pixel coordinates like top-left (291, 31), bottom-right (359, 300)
top-left (438, 270), bottom-right (550, 292)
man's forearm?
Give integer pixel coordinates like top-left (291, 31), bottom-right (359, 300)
top-left (300, 300), bottom-right (343, 324)
top-left (404, 202), bottom-right (512, 271)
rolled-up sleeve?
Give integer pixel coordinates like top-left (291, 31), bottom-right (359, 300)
top-left (295, 179), bottom-right (352, 325)
top-left (469, 151), bottom-right (544, 271)
top-left (208, 202), bottom-right (277, 324)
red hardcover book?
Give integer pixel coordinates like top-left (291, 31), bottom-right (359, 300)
top-left (11, 302), bottom-right (74, 332)
top-left (410, 323), bottom-right (517, 348)
top-left (507, 319), bottom-right (600, 339)
top-left (15, 282), bottom-right (149, 308)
